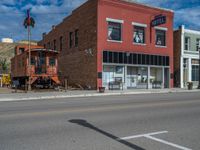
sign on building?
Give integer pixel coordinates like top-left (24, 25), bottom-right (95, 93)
top-left (151, 15), bottom-right (166, 27)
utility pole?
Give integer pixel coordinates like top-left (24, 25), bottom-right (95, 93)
top-left (28, 22), bottom-right (31, 91)
top-left (24, 9), bottom-right (35, 91)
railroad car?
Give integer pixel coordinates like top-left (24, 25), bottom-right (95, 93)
top-left (11, 45), bottom-right (60, 88)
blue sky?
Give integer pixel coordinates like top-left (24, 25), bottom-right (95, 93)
top-left (0, 0), bottom-right (200, 42)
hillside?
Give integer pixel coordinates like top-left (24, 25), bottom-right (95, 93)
top-left (0, 41), bottom-right (38, 74)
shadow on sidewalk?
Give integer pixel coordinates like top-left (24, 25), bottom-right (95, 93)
top-left (69, 119), bottom-right (145, 150)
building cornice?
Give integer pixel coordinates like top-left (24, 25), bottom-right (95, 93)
top-left (101, 0), bottom-right (174, 14)
top-left (184, 29), bottom-right (200, 35)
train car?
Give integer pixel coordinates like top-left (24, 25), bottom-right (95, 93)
top-left (11, 45), bottom-right (60, 88)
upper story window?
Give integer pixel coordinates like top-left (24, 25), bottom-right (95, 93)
top-left (133, 26), bottom-right (145, 44)
top-left (69, 32), bottom-right (73, 48)
top-left (107, 18), bottom-right (123, 42)
top-left (60, 36), bottom-right (63, 51)
top-left (196, 38), bottom-right (200, 51)
top-left (155, 29), bottom-right (166, 46)
top-left (184, 37), bottom-right (190, 51)
top-left (108, 22), bottom-right (121, 41)
top-left (75, 29), bottom-right (79, 47)
top-left (47, 42), bottom-right (50, 49)
top-left (53, 39), bottom-right (56, 51)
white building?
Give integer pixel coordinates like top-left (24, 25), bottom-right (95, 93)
top-left (174, 25), bottom-right (200, 88)
top-left (1, 38), bottom-right (14, 43)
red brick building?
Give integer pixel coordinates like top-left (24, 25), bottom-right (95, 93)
top-left (39, 0), bottom-right (174, 90)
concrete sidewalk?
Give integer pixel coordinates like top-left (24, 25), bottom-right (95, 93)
top-left (0, 88), bottom-right (199, 102)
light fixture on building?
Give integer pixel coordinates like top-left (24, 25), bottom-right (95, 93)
top-left (126, 52), bottom-right (130, 57)
top-left (85, 48), bottom-right (93, 56)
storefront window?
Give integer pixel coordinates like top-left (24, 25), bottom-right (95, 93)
top-left (192, 65), bottom-right (199, 81)
top-left (108, 22), bottom-right (121, 41)
top-left (103, 51), bottom-right (170, 66)
top-left (138, 67), bottom-right (148, 84)
top-left (155, 29), bottom-right (166, 46)
top-left (133, 26), bottom-right (145, 44)
top-left (115, 66), bottom-right (123, 74)
top-left (150, 68), bottom-right (162, 87)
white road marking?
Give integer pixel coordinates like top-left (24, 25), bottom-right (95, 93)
top-left (145, 135), bottom-right (192, 150)
top-left (120, 131), bottom-right (168, 140)
top-left (119, 131), bottom-right (192, 150)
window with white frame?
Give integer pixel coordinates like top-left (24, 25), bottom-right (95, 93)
top-left (184, 37), bottom-right (190, 51)
top-left (192, 59), bottom-right (199, 81)
top-left (107, 22), bottom-right (122, 41)
top-left (196, 38), bottom-right (200, 51)
top-left (133, 26), bottom-right (145, 44)
top-left (155, 29), bottom-right (166, 46)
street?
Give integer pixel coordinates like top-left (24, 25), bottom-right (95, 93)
top-left (0, 92), bottom-right (200, 150)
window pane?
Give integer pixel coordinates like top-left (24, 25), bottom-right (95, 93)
top-left (184, 37), bottom-right (190, 50)
top-left (75, 29), bottom-right (79, 47)
top-left (142, 54), bottom-right (146, 64)
top-left (108, 22), bottom-right (121, 41)
top-left (166, 56), bottom-right (169, 66)
top-left (192, 65), bottom-right (199, 81)
top-left (108, 52), bottom-right (113, 63)
top-left (119, 52), bottom-right (123, 63)
top-left (146, 55), bottom-right (150, 65)
top-left (124, 53), bottom-right (128, 64)
top-left (156, 30), bottom-right (166, 46)
top-left (159, 56), bottom-right (162, 66)
top-left (155, 55), bottom-right (158, 66)
top-left (60, 36), bottom-right (63, 51)
top-left (128, 53), bottom-right (132, 64)
top-left (151, 55), bottom-right (154, 65)
top-left (103, 51), bottom-right (108, 63)
top-left (196, 39), bottom-right (200, 51)
top-left (133, 54), bottom-right (137, 64)
top-left (133, 26), bottom-right (145, 43)
top-left (138, 54), bottom-right (141, 64)
top-left (69, 32), bottom-right (73, 48)
top-left (114, 52), bottom-right (118, 63)
top-left (49, 58), bottom-right (55, 66)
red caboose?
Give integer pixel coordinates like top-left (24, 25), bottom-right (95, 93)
top-left (11, 45), bottom-right (60, 88)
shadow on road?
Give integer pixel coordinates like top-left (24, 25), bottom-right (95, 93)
top-left (69, 119), bottom-right (145, 150)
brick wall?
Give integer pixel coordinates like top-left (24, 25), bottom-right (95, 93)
top-left (173, 29), bottom-right (181, 87)
top-left (39, 0), bottom-right (98, 89)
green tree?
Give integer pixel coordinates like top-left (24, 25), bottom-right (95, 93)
top-left (0, 58), bottom-right (9, 73)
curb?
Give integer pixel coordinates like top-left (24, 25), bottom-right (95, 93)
top-left (0, 89), bottom-right (199, 102)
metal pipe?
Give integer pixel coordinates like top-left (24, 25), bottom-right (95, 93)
top-left (28, 25), bottom-right (31, 91)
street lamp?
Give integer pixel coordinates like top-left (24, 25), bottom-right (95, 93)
top-left (198, 47), bottom-right (200, 89)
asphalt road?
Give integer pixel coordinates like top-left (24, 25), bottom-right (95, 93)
top-left (0, 92), bottom-right (200, 150)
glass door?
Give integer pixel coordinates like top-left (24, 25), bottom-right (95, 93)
top-left (164, 68), bottom-right (169, 88)
top-left (36, 52), bottom-right (46, 74)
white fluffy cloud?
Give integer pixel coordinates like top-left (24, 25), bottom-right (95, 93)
top-left (0, 0), bottom-right (200, 42)
top-left (175, 6), bottom-right (200, 29)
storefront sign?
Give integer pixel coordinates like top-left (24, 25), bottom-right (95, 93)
top-left (151, 15), bottom-right (166, 27)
